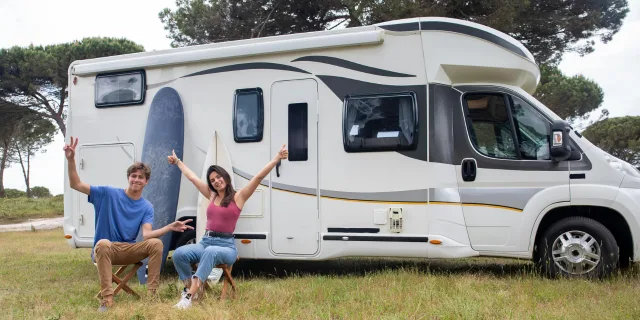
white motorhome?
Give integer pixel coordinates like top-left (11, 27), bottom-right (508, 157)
top-left (63, 17), bottom-right (640, 279)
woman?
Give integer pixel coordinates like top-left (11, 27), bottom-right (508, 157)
top-left (168, 144), bottom-right (289, 309)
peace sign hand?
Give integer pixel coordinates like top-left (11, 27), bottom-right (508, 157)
top-left (63, 136), bottom-right (79, 160)
top-left (167, 150), bottom-right (180, 165)
top-left (276, 144), bottom-right (289, 160)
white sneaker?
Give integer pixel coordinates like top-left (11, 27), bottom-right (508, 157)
top-left (174, 292), bottom-right (192, 310)
top-left (208, 268), bottom-right (223, 283)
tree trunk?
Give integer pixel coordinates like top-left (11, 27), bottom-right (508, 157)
top-left (0, 139), bottom-right (8, 198)
top-left (16, 146), bottom-right (30, 198)
top-left (25, 151), bottom-right (31, 198)
top-left (53, 114), bottom-right (66, 137)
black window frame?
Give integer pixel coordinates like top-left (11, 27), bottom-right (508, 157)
top-left (342, 91), bottom-right (419, 153)
top-left (461, 91), bottom-right (556, 161)
top-left (233, 87), bottom-right (264, 143)
top-left (94, 69), bottom-right (146, 108)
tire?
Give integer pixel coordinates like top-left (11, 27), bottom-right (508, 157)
top-left (175, 229), bottom-right (196, 249)
top-left (536, 216), bottom-right (619, 279)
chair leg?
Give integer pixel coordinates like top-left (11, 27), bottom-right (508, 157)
top-left (95, 262), bottom-right (142, 299)
top-left (113, 263), bottom-right (141, 297)
top-left (219, 264), bottom-right (236, 300)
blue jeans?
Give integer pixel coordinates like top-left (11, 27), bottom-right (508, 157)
top-left (172, 235), bottom-right (238, 282)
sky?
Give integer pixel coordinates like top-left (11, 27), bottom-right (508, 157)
top-left (1, 0), bottom-right (639, 196)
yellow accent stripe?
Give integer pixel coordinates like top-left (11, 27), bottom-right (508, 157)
top-left (244, 176), bottom-right (523, 211)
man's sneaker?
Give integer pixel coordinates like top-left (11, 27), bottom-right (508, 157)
top-left (174, 292), bottom-right (192, 310)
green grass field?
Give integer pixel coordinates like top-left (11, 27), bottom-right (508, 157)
top-left (2, 228), bottom-right (640, 319)
top-left (0, 197), bottom-right (64, 224)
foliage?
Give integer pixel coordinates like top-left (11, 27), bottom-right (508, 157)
top-left (30, 186), bottom-right (52, 198)
top-left (11, 115), bottom-right (57, 198)
top-left (534, 64), bottom-right (605, 123)
top-left (159, 0), bottom-right (629, 65)
top-left (582, 116), bottom-right (640, 166)
top-left (0, 37), bottom-right (145, 136)
top-left (3, 188), bottom-right (26, 198)
top-left (0, 196), bottom-right (63, 223)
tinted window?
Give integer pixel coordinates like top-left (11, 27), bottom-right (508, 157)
top-left (463, 92), bottom-right (552, 160)
top-left (288, 103), bottom-right (308, 161)
top-left (343, 93), bottom-right (417, 152)
top-left (464, 93), bottom-right (517, 159)
top-left (95, 71), bottom-right (145, 107)
top-left (510, 96), bottom-right (551, 160)
top-left (234, 88), bottom-right (263, 142)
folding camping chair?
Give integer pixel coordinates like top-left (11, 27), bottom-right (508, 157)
top-left (191, 256), bottom-right (239, 301)
top-left (94, 261), bottom-right (143, 299)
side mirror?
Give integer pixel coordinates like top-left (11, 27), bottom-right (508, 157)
top-left (550, 120), bottom-right (571, 162)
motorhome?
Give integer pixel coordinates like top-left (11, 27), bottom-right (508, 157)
top-left (63, 17), bottom-right (640, 279)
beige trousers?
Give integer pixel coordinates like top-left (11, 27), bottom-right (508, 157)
top-left (94, 238), bottom-right (163, 297)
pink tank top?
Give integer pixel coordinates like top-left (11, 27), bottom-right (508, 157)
top-left (205, 195), bottom-right (242, 233)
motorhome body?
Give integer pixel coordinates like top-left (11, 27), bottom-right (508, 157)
top-left (63, 17), bottom-right (640, 278)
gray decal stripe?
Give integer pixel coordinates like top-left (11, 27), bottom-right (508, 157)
top-left (292, 56), bottom-right (416, 78)
top-left (458, 187), bottom-right (542, 211)
top-left (232, 167), bottom-right (427, 202)
top-left (420, 21), bottom-right (530, 61)
top-left (182, 62), bottom-right (310, 78)
top-left (315, 75), bottom-right (428, 162)
top-left (429, 188), bottom-right (460, 203)
top-left (378, 22), bottom-right (420, 32)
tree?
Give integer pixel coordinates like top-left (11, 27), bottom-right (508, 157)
top-left (159, 0), bottom-right (628, 65)
top-left (11, 115), bottom-right (56, 198)
top-left (0, 37), bottom-right (145, 136)
top-left (159, 0), bottom-right (627, 122)
top-left (582, 116), bottom-right (640, 166)
top-left (533, 64), bottom-right (604, 124)
top-left (0, 101), bottom-right (34, 198)
top-left (30, 186), bottom-right (52, 198)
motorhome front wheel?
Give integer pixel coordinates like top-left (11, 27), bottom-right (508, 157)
top-left (537, 216), bottom-right (619, 279)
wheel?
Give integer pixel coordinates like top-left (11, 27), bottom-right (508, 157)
top-left (536, 216), bottom-right (619, 279)
top-left (175, 229), bottom-right (196, 248)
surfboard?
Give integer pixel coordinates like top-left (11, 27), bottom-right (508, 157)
top-left (196, 133), bottom-right (217, 243)
top-left (136, 87), bottom-right (184, 284)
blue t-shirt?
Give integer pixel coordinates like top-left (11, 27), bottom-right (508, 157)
top-left (88, 186), bottom-right (154, 257)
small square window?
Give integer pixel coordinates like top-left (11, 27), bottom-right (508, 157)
top-left (95, 70), bottom-right (145, 107)
top-left (233, 88), bottom-right (264, 143)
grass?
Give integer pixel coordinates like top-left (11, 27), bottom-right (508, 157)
top-left (2, 228), bottom-right (640, 319)
top-left (0, 196), bottom-right (63, 224)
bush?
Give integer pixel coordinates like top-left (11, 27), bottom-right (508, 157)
top-left (31, 186), bottom-right (52, 198)
top-left (53, 194), bottom-right (63, 200)
top-left (4, 189), bottom-right (26, 198)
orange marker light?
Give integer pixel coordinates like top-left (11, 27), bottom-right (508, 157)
top-left (64, 234), bottom-right (72, 239)
top-left (241, 239), bottom-right (251, 244)
top-left (429, 239), bottom-right (442, 245)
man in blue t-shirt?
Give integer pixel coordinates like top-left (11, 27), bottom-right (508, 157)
top-left (64, 137), bottom-right (193, 312)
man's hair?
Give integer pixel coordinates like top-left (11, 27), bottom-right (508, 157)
top-left (126, 162), bottom-right (151, 180)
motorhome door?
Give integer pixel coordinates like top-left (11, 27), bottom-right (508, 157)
top-left (269, 79), bottom-right (319, 255)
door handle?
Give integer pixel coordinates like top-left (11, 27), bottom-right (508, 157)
top-left (276, 160), bottom-right (281, 177)
top-left (461, 159), bottom-right (477, 182)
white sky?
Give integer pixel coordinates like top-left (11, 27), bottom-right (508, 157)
top-left (1, 0), bottom-right (639, 195)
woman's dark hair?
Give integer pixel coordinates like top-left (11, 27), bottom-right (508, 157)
top-left (206, 165), bottom-right (236, 207)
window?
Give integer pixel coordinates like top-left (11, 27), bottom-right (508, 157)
top-left (95, 70), bottom-right (145, 107)
top-left (463, 92), bottom-right (551, 160)
top-left (233, 88), bottom-right (264, 143)
top-left (509, 96), bottom-right (551, 160)
top-left (288, 103), bottom-right (308, 161)
top-left (343, 92), bottom-right (417, 152)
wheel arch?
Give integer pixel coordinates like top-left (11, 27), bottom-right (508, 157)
top-left (530, 204), bottom-right (634, 268)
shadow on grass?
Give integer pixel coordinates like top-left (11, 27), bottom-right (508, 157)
top-left (163, 255), bottom-right (543, 281)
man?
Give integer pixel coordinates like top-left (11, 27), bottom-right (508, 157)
top-left (64, 136), bottom-right (192, 312)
